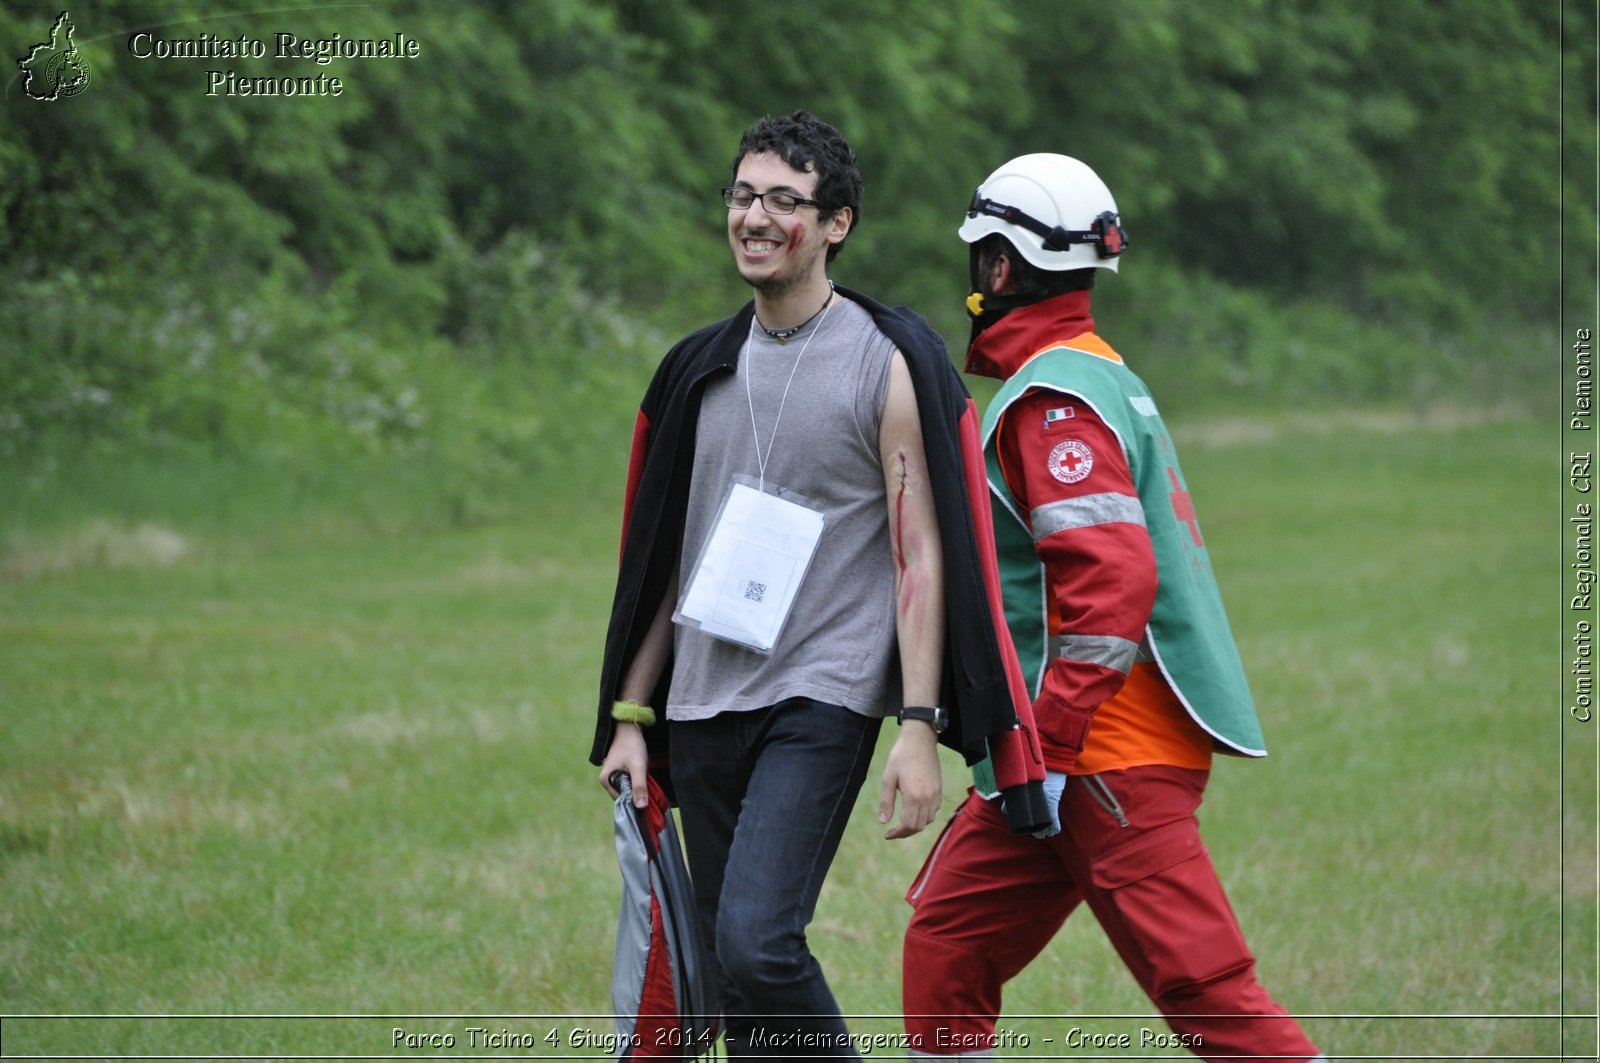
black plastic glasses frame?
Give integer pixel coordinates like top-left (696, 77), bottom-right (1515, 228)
top-left (722, 186), bottom-right (824, 214)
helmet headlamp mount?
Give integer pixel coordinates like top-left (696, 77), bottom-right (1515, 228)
top-left (965, 193), bottom-right (1127, 260)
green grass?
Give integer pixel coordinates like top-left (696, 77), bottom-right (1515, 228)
top-left (0, 410), bottom-right (1590, 1061)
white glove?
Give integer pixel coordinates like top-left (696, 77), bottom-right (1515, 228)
top-left (1032, 770), bottom-right (1068, 839)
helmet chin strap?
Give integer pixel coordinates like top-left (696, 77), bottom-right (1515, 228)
top-left (965, 245), bottom-right (1030, 345)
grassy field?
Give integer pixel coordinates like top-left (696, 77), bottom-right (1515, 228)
top-left (0, 409), bottom-right (1591, 1061)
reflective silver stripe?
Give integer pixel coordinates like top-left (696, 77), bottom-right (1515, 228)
top-left (1050, 632), bottom-right (1140, 674)
top-left (1030, 492), bottom-right (1145, 541)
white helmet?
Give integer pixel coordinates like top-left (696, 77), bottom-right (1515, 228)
top-left (958, 153), bottom-right (1126, 272)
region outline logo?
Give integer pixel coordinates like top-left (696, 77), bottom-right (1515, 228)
top-left (17, 10), bottom-right (91, 101)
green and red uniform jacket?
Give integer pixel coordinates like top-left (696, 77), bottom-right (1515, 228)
top-left (967, 291), bottom-right (1267, 784)
top-left (591, 286), bottom-right (1050, 833)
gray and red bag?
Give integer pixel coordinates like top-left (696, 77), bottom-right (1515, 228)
top-left (611, 772), bottom-right (719, 1059)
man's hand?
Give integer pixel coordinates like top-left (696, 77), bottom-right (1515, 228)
top-left (599, 722), bottom-right (649, 808)
top-left (878, 721), bottom-right (942, 839)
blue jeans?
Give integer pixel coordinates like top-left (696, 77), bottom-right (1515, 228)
top-left (669, 698), bottom-right (881, 1060)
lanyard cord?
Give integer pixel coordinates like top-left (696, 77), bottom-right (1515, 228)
top-left (744, 289), bottom-right (835, 493)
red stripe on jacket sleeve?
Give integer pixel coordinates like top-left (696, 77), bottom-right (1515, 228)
top-left (958, 397), bottom-right (1045, 789)
top-left (619, 410), bottom-right (652, 562)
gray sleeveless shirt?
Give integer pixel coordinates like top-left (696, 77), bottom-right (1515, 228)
top-left (667, 294), bottom-right (900, 721)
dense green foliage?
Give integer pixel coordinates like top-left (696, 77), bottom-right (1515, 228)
top-left (0, 0), bottom-right (1585, 483)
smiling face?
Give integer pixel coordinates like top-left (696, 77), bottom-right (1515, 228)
top-left (726, 152), bottom-right (851, 299)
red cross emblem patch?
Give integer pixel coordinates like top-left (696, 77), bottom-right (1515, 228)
top-left (1048, 439), bottom-right (1094, 484)
top-left (1168, 466), bottom-right (1203, 547)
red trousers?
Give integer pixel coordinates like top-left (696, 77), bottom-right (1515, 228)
top-left (903, 767), bottom-right (1321, 1061)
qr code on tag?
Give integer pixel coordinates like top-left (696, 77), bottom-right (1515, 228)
top-left (744, 580), bottom-right (767, 603)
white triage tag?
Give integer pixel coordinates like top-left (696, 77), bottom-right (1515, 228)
top-left (674, 475), bottom-right (825, 654)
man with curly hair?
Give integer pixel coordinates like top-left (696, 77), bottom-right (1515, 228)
top-left (593, 112), bottom-right (1048, 1058)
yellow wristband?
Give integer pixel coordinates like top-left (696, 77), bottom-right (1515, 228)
top-left (611, 700), bottom-right (657, 727)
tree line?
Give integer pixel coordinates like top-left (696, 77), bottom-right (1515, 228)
top-left (0, 0), bottom-right (1584, 470)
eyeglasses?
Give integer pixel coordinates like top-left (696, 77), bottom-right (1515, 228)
top-left (722, 186), bottom-right (824, 215)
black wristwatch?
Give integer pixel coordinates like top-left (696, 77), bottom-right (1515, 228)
top-left (896, 705), bottom-right (948, 733)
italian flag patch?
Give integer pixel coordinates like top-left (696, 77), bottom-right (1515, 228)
top-left (1044, 406), bottom-right (1075, 428)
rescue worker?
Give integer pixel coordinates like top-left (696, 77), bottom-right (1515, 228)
top-left (901, 153), bottom-right (1328, 1063)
